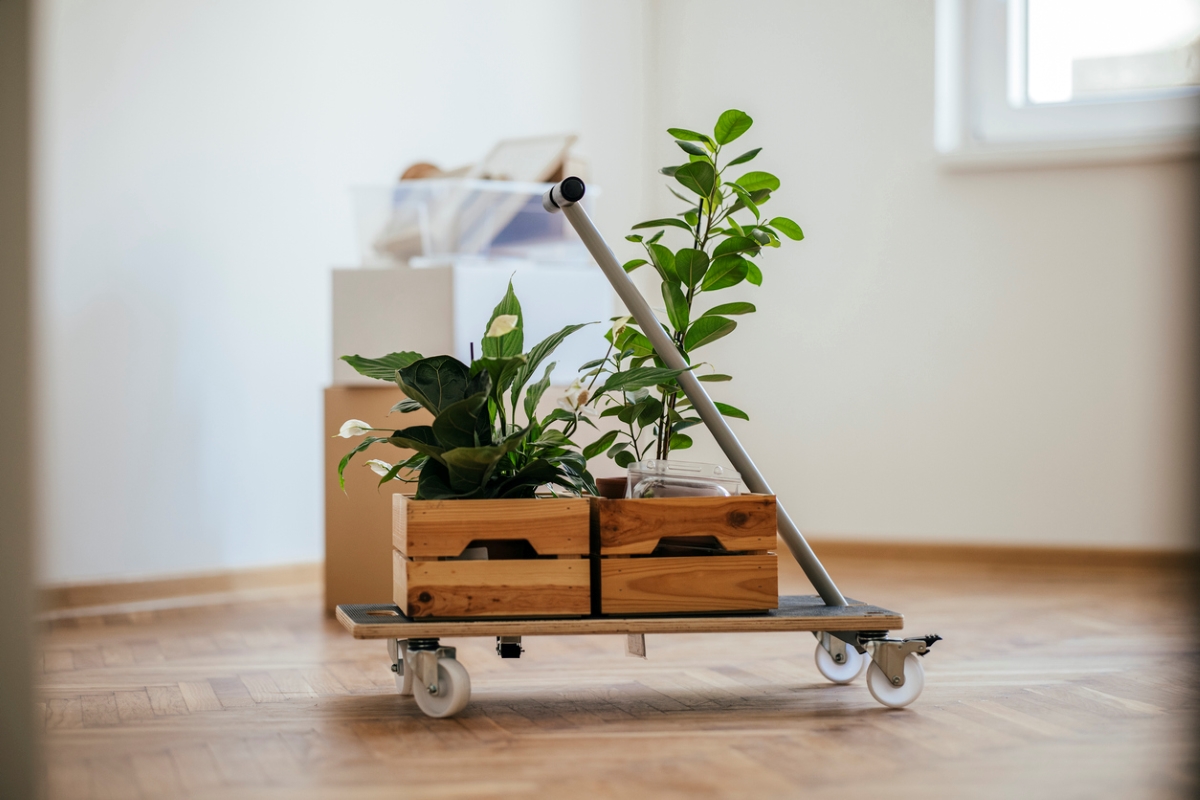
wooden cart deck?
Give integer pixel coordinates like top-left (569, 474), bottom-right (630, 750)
top-left (336, 595), bottom-right (903, 638)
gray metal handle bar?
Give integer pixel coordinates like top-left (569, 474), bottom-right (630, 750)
top-left (543, 178), bottom-right (846, 607)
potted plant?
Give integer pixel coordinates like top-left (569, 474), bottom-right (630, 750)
top-left (337, 282), bottom-right (598, 618)
top-left (562, 109), bottom-right (803, 614)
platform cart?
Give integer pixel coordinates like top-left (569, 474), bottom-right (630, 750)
top-left (335, 178), bottom-right (940, 718)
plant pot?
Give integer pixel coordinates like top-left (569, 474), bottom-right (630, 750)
top-left (594, 475), bottom-right (628, 500)
top-left (392, 495), bottom-right (590, 619)
top-left (589, 495), bottom-right (779, 615)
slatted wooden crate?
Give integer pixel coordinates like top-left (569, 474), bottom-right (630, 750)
top-left (392, 495), bottom-right (591, 619)
top-left (590, 495), bottom-right (779, 615)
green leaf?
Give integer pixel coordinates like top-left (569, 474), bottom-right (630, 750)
top-left (769, 216), bottom-right (804, 240)
top-left (397, 356), bottom-right (471, 414)
top-left (337, 435), bottom-right (387, 490)
top-left (614, 450), bottom-right (636, 468)
top-left (661, 281), bottom-right (689, 333)
top-left (667, 127), bottom-right (715, 148)
top-left (713, 235), bottom-right (759, 258)
top-left (668, 432), bottom-right (694, 450)
top-left (736, 171), bottom-right (780, 193)
top-left (700, 256), bottom-right (749, 291)
top-left (674, 160), bottom-right (716, 198)
top-left (387, 425), bottom-right (447, 464)
top-left (431, 392), bottom-right (489, 449)
top-left (703, 302), bottom-right (756, 316)
top-left (511, 322), bottom-right (589, 407)
top-left (632, 217), bottom-right (693, 233)
top-left (714, 401), bottom-right (750, 421)
top-left (441, 432), bottom-right (528, 494)
top-left (659, 165), bottom-right (679, 177)
top-left (683, 316), bottom-right (737, 351)
top-left (388, 397), bottom-right (425, 414)
top-left (675, 139), bottom-right (708, 157)
top-left (471, 355), bottom-right (523, 400)
top-left (648, 243), bottom-right (676, 282)
top-left (728, 185), bottom-right (760, 220)
top-left (602, 366), bottom-right (686, 393)
top-left (523, 362), bottom-right (554, 421)
top-left (625, 234), bottom-right (643, 243)
top-left (698, 373), bottom-right (732, 382)
top-left (583, 430), bottom-right (619, 460)
top-left (637, 396), bottom-right (664, 427)
top-left (674, 248), bottom-right (710, 290)
top-left (646, 230), bottom-right (664, 245)
top-left (481, 280), bottom-right (523, 358)
top-left (725, 147), bottom-right (761, 167)
top-left (340, 352), bottom-right (423, 383)
top-left (714, 109), bottom-right (753, 144)
top-left (746, 262), bottom-right (763, 286)
top-left (623, 258), bottom-right (648, 273)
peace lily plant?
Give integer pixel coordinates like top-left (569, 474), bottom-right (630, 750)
top-left (564, 109), bottom-right (804, 468)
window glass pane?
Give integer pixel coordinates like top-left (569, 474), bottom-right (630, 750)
top-left (1026, 0), bottom-right (1200, 103)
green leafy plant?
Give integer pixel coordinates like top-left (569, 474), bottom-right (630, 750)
top-left (337, 282), bottom-right (597, 499)
top-left (567, 109), bottom-right (804, 468)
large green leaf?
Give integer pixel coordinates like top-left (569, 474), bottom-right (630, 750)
top-left (523, 363), bottom-right (554, 422)
top-left (667, 127), bottom-right (715, 148)
top-left (648, 243), bottom-right (676, 282)
top-left (397, 356), bottom-right (471, 415)
top-left (674, 161), bottom-right (716, 198)
top-left (683, 316), bottom-right (737, 351)
top-left (511, 322), bottom-right (590, 407)
top-left (697, 373), bottom-right (732, 382)
top-left (340, 352), bottom-right (423, 383)
top-left (661, 281), bottom-right (689, 333)
top-left (713, 236), bottom-right (759, 258)
top-left (700, 256), bottom-right (749, 291)
top-left (602, 366), bottom-right (686, 393)
top-left (631, 217), bottom-right (693, 233)
top-left (623, 258), bottom-right (648, 273)
top-left (668, 432), bottom-right (694, 451)
top-left (582, 430), bottom-right (619, 460)
top-left (736, 171), bottom-right (780, 192)
top-left (714, 109), bottom-right (753, 144)
top-left (703, 302), bottom-right (756, 316)
top-left (746, 262), bottom-right (763, 286)
top-left (481, 280), bottom-right (524, 358)
top-left (416, 459), bottom-right (481, 500)
top-left (674, 248), bottom-right (710, 290)
top-left (431, 392), bottom-right (489, 449)
top-left (387, 425), bottom-right (447, 463)
top-left (725, 147), bottom-right (761, 167)
top-left (714, 401), bottom-right (750, 421)
top-left (675, 140), bottom-right (708, 157)
top-left (441, 432), bottom-right (528, 494)
top-left (769, 216), bottom-right (805, 240)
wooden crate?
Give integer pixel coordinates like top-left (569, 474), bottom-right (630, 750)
top-left (590, 496), bottom-right (779, 615)
top-left (392, 495), bottom-right (590, 619)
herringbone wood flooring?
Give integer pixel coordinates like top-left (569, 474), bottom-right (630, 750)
top-left (37, 555), bottom-right (1197, 799)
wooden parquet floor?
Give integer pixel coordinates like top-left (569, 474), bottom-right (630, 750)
top-left (37, 555), bottom-right (1198, 799)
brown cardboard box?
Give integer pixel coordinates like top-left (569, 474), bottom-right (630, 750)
top-left (323, 385), bottom-right (431, 614)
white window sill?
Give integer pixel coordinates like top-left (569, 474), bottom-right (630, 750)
top-left (936, 132), bottom-right (1199, 172)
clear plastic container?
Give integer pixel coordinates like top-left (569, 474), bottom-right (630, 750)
top-left (627, 460), bottom-right (742, 499)
top-left (350, 179), bottom-right (595, 265)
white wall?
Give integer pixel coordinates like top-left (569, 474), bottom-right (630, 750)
top-left (35, 0), bottom-right (649, 583)
top-left (645, 0), bottom-right (1196, 549)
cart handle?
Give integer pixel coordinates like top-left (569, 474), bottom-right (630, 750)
top-left (544, 178), bottom-right (847, 607)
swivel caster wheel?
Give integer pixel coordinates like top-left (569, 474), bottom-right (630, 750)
top-left (388, 639), bottom-right (412, 696)
top-left (866, 653), bottom-right (925, 709)
top-left (413, 657), bottom-right (471, 718)
top-left (814, 640), bottom-right (869, 684)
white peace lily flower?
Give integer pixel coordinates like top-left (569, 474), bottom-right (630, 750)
top-left (484, 314), bottom-right (519, 338)
top-left (365, 459), bottom-right (393, 477)
top-left (611, 315), bottom-right (633, 336)
top-left (557, 380), bottom-right (591, 413)
top-left (338, 419), bottom-right (372, 438)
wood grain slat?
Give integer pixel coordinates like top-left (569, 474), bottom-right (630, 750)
top-left (591, 496), bottom-right (778, 555)
top-left (394, 550), bottom-right (591, 618)
top-left (599, 555), bottom-right (779, 614)
top-left (394, 494), bottom-right (590, 558)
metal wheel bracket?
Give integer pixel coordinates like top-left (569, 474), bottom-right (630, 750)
top-left (814, 631), bottom-right (862, 664)
top-left (387, 638), bottom-right (405, 675)
top-left (405, 639), bottom-right (456, 695)
top-left (862, 635), bottom-right (941, 687)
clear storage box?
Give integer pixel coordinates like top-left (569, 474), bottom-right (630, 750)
top-left (627, 460), bottom-right (742, 499)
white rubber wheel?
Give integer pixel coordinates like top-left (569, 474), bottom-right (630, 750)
top-left (393, 640), bottom-right (413, 696)
top-left (814, 641), bottom-right (868, 684)
top-left (412, 658), bottom-right (471, 718)
top-left (866, 653), bottom-right (925, 709)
